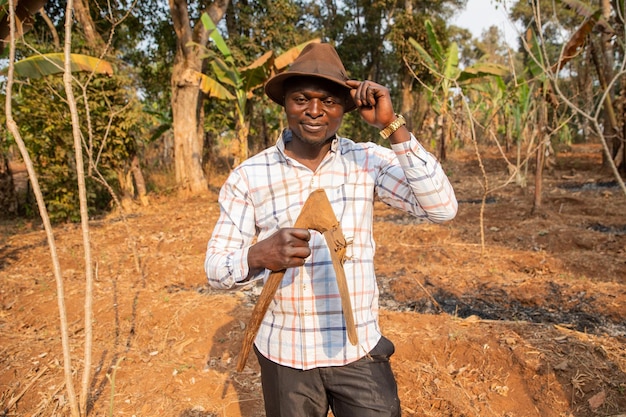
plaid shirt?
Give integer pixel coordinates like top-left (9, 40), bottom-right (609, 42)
top-left (205, 129), bottom-right (457, 370)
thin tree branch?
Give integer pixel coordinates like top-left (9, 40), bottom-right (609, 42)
top-left (63, 0), bottom-right (94, 413)
top-left (4, 2), bottom-right (80, 416)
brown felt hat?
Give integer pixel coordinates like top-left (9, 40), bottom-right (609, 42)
top-left (264, 43), bottom-right (357, 112)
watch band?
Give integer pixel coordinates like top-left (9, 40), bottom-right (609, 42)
top-left (379, 114), bottom-right (406, 139)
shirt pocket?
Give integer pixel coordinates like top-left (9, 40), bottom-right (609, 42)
top-left (322, 170), bottom-right (374, 262)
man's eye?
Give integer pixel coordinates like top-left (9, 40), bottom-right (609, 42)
top-left (323, 99), bottom-right (338, 106)
top-left (293, 97), bottom-right (308, 104)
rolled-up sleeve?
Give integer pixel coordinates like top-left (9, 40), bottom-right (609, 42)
top-left (378, 136), bottom-right (457, 223)
top-left (205, 172), bottom-right (261, 289)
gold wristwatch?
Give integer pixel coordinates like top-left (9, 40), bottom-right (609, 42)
top-left (379, 114), bottom-right (406, 139)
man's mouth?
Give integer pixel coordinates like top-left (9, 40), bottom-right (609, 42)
top-left (302, 123), bottom-right (325, 133)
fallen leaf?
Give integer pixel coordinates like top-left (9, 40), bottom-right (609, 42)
top-left (588, 390), bottom-right (606, 410)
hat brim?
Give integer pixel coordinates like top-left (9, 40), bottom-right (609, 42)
top-left (265, 72), bottom-right (357, 112)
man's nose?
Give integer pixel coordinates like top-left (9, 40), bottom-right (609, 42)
top-left (306, 99), bottom-right (323, 117)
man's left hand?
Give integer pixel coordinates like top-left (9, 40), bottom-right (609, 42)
top-left (346, 80), bottom-right (396, 129)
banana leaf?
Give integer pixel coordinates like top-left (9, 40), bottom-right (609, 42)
top-left (561, 0), bottom-right (614, 32)
top-left (525, 28), bottom-right (545, 80)
top-left (210, 56), bottom-right (240, 89)
top-left (196, 71), bottom-right (235, 100)
top-left (551, 10), bottom-right (602, 73)
top-left (408, 37), bottom-right (438, 74)
top-left (201, 13), bottom-right (232, 62)
top-left (443, 42), bottom-right (459, 81)
top-left (273, 38), bottom-right (321, 70)
top-left (240, 50), bottom-right (273, 92)
top-left (425, 20), bottom-right (444, 65)
top-left (241, 38), bottom-right (322, 91)
top-left (8, 52), bottom-right (113, 78)
top-left (458, 62), bottom-right (509, 84)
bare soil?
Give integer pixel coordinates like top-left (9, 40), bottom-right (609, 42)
top-left (1, 144), bottom-right (625, 417)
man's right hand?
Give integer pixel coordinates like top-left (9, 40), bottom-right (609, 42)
top-left (248, 228), bottom-right (312, 273)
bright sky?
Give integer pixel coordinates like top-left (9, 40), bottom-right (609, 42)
top-left (451, 0), bottom-right (519, 47)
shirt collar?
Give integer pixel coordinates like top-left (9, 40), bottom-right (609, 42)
top-left (277, 129), bottom-right (341, 157)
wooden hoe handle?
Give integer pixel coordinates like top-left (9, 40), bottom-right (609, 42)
top-left (236, 189), bottom-right (357, 372)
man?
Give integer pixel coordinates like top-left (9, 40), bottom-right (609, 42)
top-left (205, 42), bottom-right (457, 417)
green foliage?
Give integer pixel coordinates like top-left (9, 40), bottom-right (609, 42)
top-left (197, 12), bottom-right (322, 164)
top-left (409, 19), bottom-right (509, 120)
top-left (4, 0), bottom-right (619, 203)
top-left (510, 81), bottom-right (534, 143)
top-left (226, 0), bottom-right (305, 56)
top-left (7, 67), bottom-right (150, 222)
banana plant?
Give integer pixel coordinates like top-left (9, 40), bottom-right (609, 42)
top-left (198, 12), bottom-right (319, 166)
top-left (409, 19), bottom-right (508, 160)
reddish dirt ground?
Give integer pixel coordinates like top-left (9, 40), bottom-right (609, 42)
top-left (1, 143), bottom-right (625, 417)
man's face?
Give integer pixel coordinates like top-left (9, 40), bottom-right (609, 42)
top-left (283, 77), bottom-right (347, 145)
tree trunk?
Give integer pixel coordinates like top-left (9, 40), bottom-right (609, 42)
top-left (400, 72), bottom-right (414, 132)
top-left (532, 138), bottom-right (545, 214)
top-left (234, 118), bottom-right (250, 167)
top-left (615, 85), bottom-right (625, 174)
top-left (589, 39), bottom-right (620, 169)
top-left (72, 0), bottom-right (103, 49)
top-left (439, 112), bottom-right (449, 161)
top-left (131, 155), bottom-right (149, 206)
top-left (169, 0), bottom-right (229, 195)
top-left (0, 152), bottom-right (17, 217)
top-left (532, 100), bottom-right (547, 215)
top-left (171, 64), bottom-right (208, 194)
top-left (117, 168), bottom-right (134, 211)
top-left (400, 0), bottom-right (414, 130)
top-left (114, 156), bottom-right (148, 208)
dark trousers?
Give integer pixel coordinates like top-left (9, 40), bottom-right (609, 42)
top-left (254, 336), bottom-right (401, 417)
